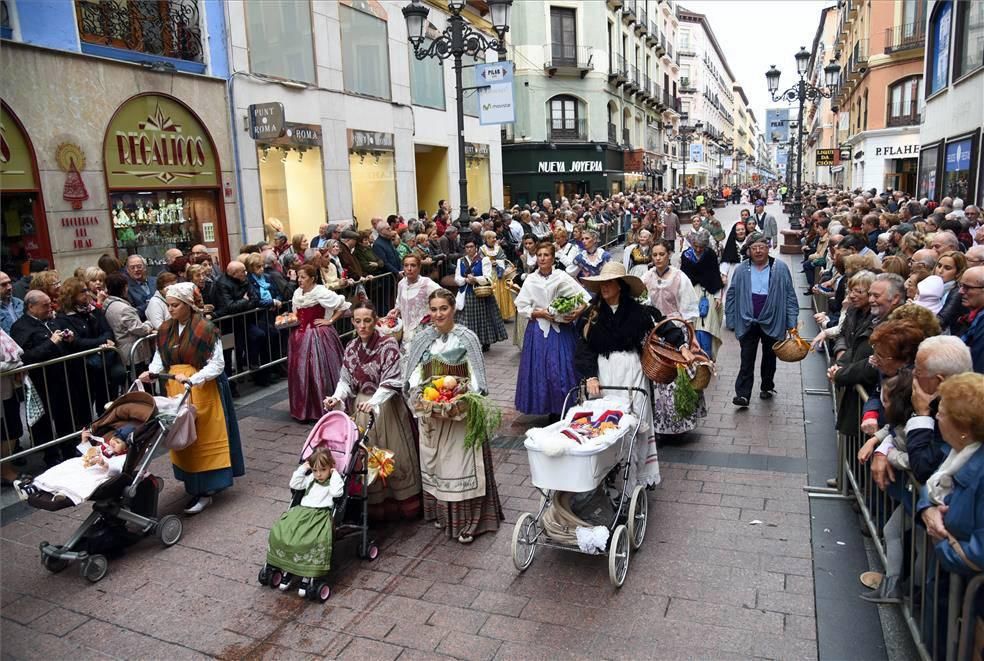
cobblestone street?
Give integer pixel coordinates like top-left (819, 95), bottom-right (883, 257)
top-left (0, 203), bottom-right (827, 660)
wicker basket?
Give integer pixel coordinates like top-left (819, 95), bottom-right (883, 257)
top-left (641, 318), bottom-right (689, 384)
top-left (376, 317), bottom-right (404, 343)
top-left (473, 284), bottom-right (494, 298)
top-left (773, 329), bottom-right (811, 362)
top-left (411, 376), bottom-right (470, 420)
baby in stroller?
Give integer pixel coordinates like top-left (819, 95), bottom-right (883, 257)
top-left (264, 448), bottom-right (344, 599)
top-left (14, 425), bottom-right (135, 509)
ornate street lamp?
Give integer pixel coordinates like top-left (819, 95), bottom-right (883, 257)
top-left (765, 47), bottom-right (840, 229)
top-left (665, 113), bottom-right (702, 194)
top-left (404, 0), bottom-right (512, 225)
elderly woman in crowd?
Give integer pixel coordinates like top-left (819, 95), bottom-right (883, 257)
top-left (103, 272), bottom-right (155, 370)
top-left (454, 237), bottom-right (507, 352)
top-left (513, 241), bottom-right (590, 420)
top-left (390, 253), bottom-right (440, 347)
top-left (82, 267), bottom-right (107, 309)
top-left (680, 229), bottom-right (724, 359)
top-left (828, 270), bottom-right (881, 437)
top-left (572, 230), bottom-right (610, 280)
top-left (403, 289), bottom-right (503, 543)
top-left (145, 272), bottom-right (178, 330)
top-left (30, 270), bottom-right (62, 312)
top-left (288, 264), bottom-right (350, 422)
top-left (140, 282), bottom-right (245, 515)
top-left (324, 301), bottom-right (421, 520)
top-left (623, 229), bottom-right (654, 277)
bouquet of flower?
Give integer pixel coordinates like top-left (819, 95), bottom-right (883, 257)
top-left (376, 315), bottom-right (403, 342)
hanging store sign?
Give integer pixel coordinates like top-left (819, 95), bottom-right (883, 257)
top-left (105, 94), bottom-right (219, 188)
top-left (839, 146), bottom-right (852, 161)
top-left (816, 149), bottom-right (840, 166)
top-left (248, 102), bottom-right (286, 140)
top-left (0, 103), bottom-right (37, 190)
top-left (689, 144), bottom-right (703, 162)
top-left (477, 61), bottom-right (515, 126)
top-left (348, 129), bottom-right (395, 152)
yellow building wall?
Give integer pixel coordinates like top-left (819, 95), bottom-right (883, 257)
top-left (414, 147), bottom-right (449, 217)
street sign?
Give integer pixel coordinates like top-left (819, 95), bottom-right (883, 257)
top-left (816, 149), bottom-right (840, 166)
top-left (477, 61), bottom-right (515, 125)
top-left (248, 102), bottom-right (285, 140)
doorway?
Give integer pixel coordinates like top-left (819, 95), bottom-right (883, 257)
top-left (884, 158), bottom-right (917, 195)
top-left (414, 145), bottom-right (449, 218)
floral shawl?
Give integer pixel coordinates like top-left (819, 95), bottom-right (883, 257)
top-left (340, 332), bottom-right (402, 398)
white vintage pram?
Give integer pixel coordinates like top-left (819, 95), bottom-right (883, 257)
top-left (513, 382), bottom-right (651, 587)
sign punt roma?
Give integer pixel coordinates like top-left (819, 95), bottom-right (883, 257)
top-left (105, 95), bottom-right (219, 189)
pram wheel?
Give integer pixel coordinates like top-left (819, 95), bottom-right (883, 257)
top-left (156, 515), bottom-right (183, 547)
top-left (608, 525), bottom-right (629, 588)
top-left (309, 580), bottom-right (331, 603)
top-left (41, 551), bottom-right (69, 574)
top-left (365, 542), bottom-right (379, 562)
top-left (269, 569), bottom-right (284, 589)
top-left (80, 554), bottom-right (109, 583)
top-left (511, 512), bottom-right (538, 571)
top-left (627, 486), bottom-right (648, 550)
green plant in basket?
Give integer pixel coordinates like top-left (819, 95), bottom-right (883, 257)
top-left (673, 365), bottom-right (699, 420)
top-left (461, 392), bottom-right (501, 450)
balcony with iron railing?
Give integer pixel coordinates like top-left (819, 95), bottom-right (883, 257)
top-left (622, 0), bottom-right (637, 23)
top-left (625, 64), bottom-right (640, 91)
top-left (623, 127), bottom-right (632, 147)
top-left (75, 0), bottom-right (205, 73)
top-left (608, 53), bottom-right (627, 85)
top-left (548, 117), bottom-right (589, 142)
top-left (652, 82), bottom-right (664, 108)
top-left (636, 7), bottom-right (648, 34)
top-left (665, 40), bottom-right (674, 61)
top-left (663, 91), bottom-right (680, 113)
top-left (884, 23), bottom-right (925, 54)
top-left (646, 22), bottom-right (659, 47)
top-left (680, 76), bottom-right (694, 92)
top-left (608, 123), bottom-right (619, 144)
top-left (640, 73), bottom-right (652, 99)
top-left (544, 44), bottom-right (593, 78)
top-left (886, 100), bottom-right (921, 127)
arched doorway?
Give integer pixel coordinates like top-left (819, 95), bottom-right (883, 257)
top-left (1, 101), bottom-right (52, 275)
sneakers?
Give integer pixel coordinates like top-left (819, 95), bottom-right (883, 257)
top-left (760, 390), bottom-right (777, 400)
top-left (860, 575), bottom-right (901, 604)
top-left (12, 478), bottom-right (38, 502)
top-left (183, 495), bottom-right (213, 515)
top-left (297, 577), bottom-right (311, 597)
top-left (278, 573), bottom-right (295, 591)
top-left (733, 396), bottom-right (749, 407)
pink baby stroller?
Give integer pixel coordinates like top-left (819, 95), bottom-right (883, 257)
top-left (257, 410), bottom-right (380, 602)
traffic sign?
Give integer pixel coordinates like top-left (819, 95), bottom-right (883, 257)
top-left (477, 61), bottom-right (515, 125)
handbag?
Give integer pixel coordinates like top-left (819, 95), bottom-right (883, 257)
top-left (698, 294), bottom-right (710, 319)
top-left (24, 376), bottom-right (45, 426)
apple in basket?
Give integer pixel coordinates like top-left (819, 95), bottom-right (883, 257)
top-left (377, 317), bottom-right (398, 329)
top-left (422, 376), bottom-right (463, 403)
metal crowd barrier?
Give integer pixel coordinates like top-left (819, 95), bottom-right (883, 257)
top-left (806, 271), bottom-right (983, 661)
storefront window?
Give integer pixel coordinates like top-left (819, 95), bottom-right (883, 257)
top-left (410, 38), bottom-right (446, 110)
top-left (943, 137), bottom-right (973, 199)
top-left (1, 102), bottom-right (51, 270)
top-left (257, 143), bottom-right (327, 245)
top-left (349, 130), bottom-right (397, 228)
top-left (465, 154), bottom-right (491, 212)
top-left (340, 4), bottom-right (391, 100)
top-left (955, 0), bottom-right (984, 77)
top-left (111, 190), bottom-right (219, 269)
top-left (245, 1), bottom-right (315, 83)
top-left (928, 1), bottom-right (952, 95)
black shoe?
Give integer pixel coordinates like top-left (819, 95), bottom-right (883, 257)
top-left (733, 396), bottom-right (749, 407)
top-left (760, 390), bottom-right (777, 400)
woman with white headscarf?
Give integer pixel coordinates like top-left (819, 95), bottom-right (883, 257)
top-left (140, 282), bottom-right (244, 515)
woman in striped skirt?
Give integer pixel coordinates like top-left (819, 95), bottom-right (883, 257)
top-left (454, 238), bottom-right (507, 352)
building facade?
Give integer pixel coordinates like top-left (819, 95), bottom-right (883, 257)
top-left (227, 0), bottom-right (504, 244)
top-left (501, 0), bottom-right (683, 204)
top-left (676, 6), bottom-right (735, 189)
top-left (0, 0), bottom-right (239, 276)
top-left (916, 0), bottom-right (983, 205)
top-left (804, 5), bottom-right (841, 187)
top-left (831, 0), bottom-right (927, 195)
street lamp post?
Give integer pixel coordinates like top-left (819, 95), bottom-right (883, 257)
top-left (404, 0), bottom-right (512, 226)
top-left (664, 112), bottom-right (702, 193)
top-left (765, 47), bottom-right (840, 230)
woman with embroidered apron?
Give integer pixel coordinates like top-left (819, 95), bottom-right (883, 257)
top-left (575, 263), bottom-right (691, 490)
top-left (454, 238), bottom-right (507, 352)
top-left (288, 265), bottom-right (350, 422)
top-left (641, 240), bottom-right (708, 435)
top-left (140, 283), bottom-right (245, 515)
top-left (572, 230), bottom-right (611, 281)
top-left (480, 231), bottom-right (516, 322)
top-left (514, 242), bottom-right (591, 420)
top-left (680, 231), bottom-right (725, 360)
top-left (403, 289), bottom-right (503, 543)
top-left (623, 229), bottom-right (654, 278)
top-left (389, 253), bottom-right (440, 349)
top-left (325, 301), bottom-right (422, 520)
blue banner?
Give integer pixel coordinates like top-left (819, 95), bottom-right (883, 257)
top-left (689, 143), bottom-right (704, 162)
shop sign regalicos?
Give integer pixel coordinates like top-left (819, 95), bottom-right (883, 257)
top-left (105, 95), bottom-right (218, 188)
top-left (477, 61), bottom-right (515, 126)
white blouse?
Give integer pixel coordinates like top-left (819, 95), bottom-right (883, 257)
top-left (148, 326), bottom-right (225, 386)
top-left (395, 276), bottom-right (440, 341)
top-left (514, 269), bottom-right (591, 338)
top-left (292, 284), bottom-right (350, 314)
top-left (555, 242), bottom-right (581, 276)
top-left (641, 266), bottom-right (700, 323)
top-left (145, 293), bottom-right (169, 330)
top-left (289, 464), bottom-right (344, 509)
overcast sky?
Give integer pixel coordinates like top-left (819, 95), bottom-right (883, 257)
top-left (680, 1), bottom-right (833, 132)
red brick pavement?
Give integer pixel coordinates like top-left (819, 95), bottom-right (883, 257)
top-left (1, 219), bottom-right (820, 659)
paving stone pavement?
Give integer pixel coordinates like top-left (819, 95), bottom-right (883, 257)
top-left (0, 203), bottom-right (822, 660)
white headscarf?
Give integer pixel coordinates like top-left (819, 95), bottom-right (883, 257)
top-left (165, 282), bottom-right (201, 312)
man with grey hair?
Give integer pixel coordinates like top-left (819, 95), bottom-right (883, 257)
top-left (966, 245), bottom-right (984, 268)
top-left (908, 248), bottom-right (938, 283)
top-left (867, 273), bottom-right (905, 322)
top-left (959, 265), bottom-right (984, 372)
top-left (929, 230), bottom-right (960, 255)
top-left (123, 254), bottom-right (156, 320)
top-left (371, 219), bottom-right (401, 275)
top-left (310, 223), bottom-right (332, 249)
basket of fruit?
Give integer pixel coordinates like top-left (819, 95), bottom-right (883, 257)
top-left (547, 293), bottom-right (586, 322)
top-left (376, 315), bottom-right (403, 342)
top-left (412, 376), bottom-right (470, 420)
top-left (274, 312), bottom-right (298, 329)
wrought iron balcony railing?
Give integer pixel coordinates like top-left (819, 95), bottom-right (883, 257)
top-left (886, 101), bottom-right (921, 127)
top-left (608, 123), bottom-right (619, 144)
top-left (548, 117), bottom-right (588, 142)
top-left (544, 44), bottom-right (593, 76)
top-left (884, 23), bottom-right (925, 54)
top-left (76, 0), bottom-right (204, 64)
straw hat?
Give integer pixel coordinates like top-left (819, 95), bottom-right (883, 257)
top-left (581, 262), bottom-right (646, 298)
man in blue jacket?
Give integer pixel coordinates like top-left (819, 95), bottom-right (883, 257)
top-left (725, 233), bottom-right (799, 407)
top-left (371, 219), bottom-right (403, 276)
top-left (958, 266), bottom-right (984, 372)
top-left (123, 254), bottom-right (156, 321)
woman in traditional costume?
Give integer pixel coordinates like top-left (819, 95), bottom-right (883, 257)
top-left (623, 228), bottom-right (654, 277)
top-left (454, 238), bottom-right (507, 352)
top-left (390, 253), bottom-right (440, 347)
top-left (514, 242), bottom-right (591, 419)
top-left (641, 240), bottom-right (708, 436)
top-left (325, 302), bottom-right (421, 520)
top-left (680, 232), bottom-right (725, 359)
top-left (480, 230), bottom-right (516, 322)
top-left (288, 265), bottom-right (350, 422)
top-left (575, 263), bottom-right (690, 490)
top-left (403, 289), bottom-right (503, 543)
top-left (140, 283), bottom-right (245, 515)
top-left (572, 230), bottom-right (611, 280)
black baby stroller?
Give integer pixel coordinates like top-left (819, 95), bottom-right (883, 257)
top-left (29, 379), bottom-right (191, 583)
top-left (258, 410), bottom-right (381, 602)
